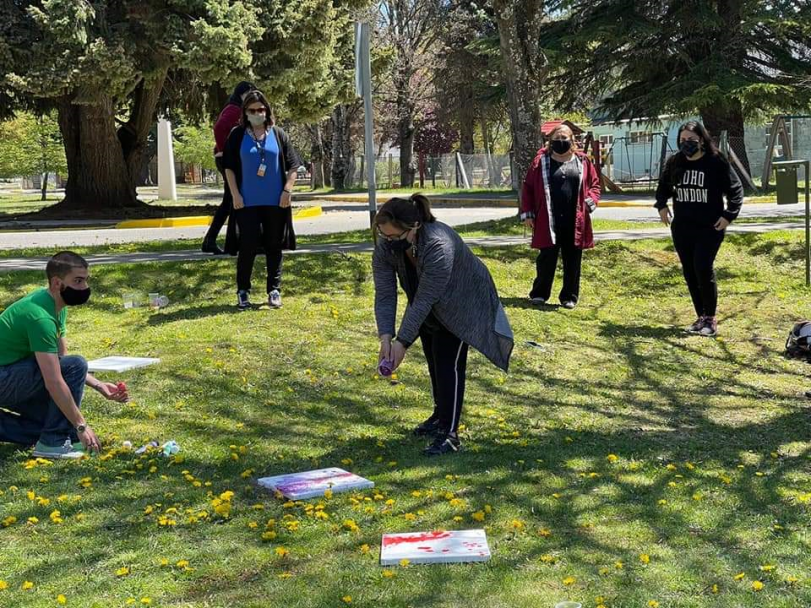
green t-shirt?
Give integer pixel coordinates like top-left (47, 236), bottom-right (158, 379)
top-left (0, 288), bottom-right (67, 366)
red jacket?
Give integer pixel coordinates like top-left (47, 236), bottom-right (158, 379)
top-left (213, 104), bottom-right (242, 154)
top-left (520, 148), bottom-right (601, 250)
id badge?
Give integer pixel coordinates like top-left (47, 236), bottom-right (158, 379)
top-left (257, 163), bottom-right (266, 177)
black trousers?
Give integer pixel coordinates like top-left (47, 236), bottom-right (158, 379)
top-left (530, 238), bottom-right (583, 304)
top-left (235, 205), bottom-right (285, 293)
top-left (671, 220), bottom-right (725, 317)
top-left (204, 157), bottom-right (232, 242)
top-left (419, 323), bottom-right (468, 434)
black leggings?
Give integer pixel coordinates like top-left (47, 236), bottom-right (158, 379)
top-left (419, 323), bottom-right (468, 434)
top-left (671, 220), bottom-right (725, 317)
top-left (235, 206), bottom-right (285, 293)
top-left (204, 157), bottom-right (232, 241)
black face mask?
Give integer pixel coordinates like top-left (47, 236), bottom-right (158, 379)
top-left (61, 285), bottom-right (91, 306)
top-left (551, 140), bottom-right (572, 154)
top-left (387, 238), bottom-right (411, 253)
top-left (680, 140), bottom-right (700, 157)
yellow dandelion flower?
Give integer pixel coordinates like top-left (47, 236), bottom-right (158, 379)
top-left (615, 561), bottom-right (624, 569)
top-left (324, 489), bottom-right (334, 499)
top-left (275, 546), bottom-right (290, 557)
top-left (471, 511), bottom-right (485, 522)
top-left (400, 559), bottom-right (410, 567)
top-left (734, 572), bottom-right (745, 581)
top-left (538, 528), bottom-right (552, 537)
top-left (562, 576), bottom-right (576, 586)
top-left (141, 599), bottom-right (152, 605)
top-left (342, 596), bottom-right (352, 604)
top-left (639, 553), bottom-right (650, 564)
top-left (115, 567), bottom-right (130, 577)
top-left (510, 519), bottom-right (525, 530)
top-left (752, 581), bottom-right (764, 591)
top-left (0, 580), bottom-right (7, 590)
top-left (219, 490), bottom-right (234, 501)
top-left (382, 570), bottom-right (395, 578)
top-left (176, 560), bottom-right (190, 569)
top-left (648, 602), bottom-right (659, 608)
top-left (453, 516), bottom-right (463, 522)
top-left (57, 594), bottom-right (67, 604)
top-left (261, 531), bottom-right (277, 541)
top-left (22, 581), bottom-right (34, 590)
top-left (607, 454), bottom-right (619, 462)
top-left (540, 554), bottom-right (556, 564)
top-left (404, 513), bottom-right (416, 521)
top-left (27, 516), bottom-right (39, 524)
top-left (760, 564), bottom-right (776, 572)
top-left (712, 584), bottom-right (719, 594)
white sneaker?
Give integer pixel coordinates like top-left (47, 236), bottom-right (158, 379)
top-left (268, 290), bottom-right (282, 308)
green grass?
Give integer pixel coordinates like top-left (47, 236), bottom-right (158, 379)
top-left (1, 232), bottom-right (811, 607)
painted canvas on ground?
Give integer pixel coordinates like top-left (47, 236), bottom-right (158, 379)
top-left (87, 356), bottom-right (161, 373)
top-left (380, 529), bottom-right (491, 565)
top-left (257, 468), bottom-right (374, 500)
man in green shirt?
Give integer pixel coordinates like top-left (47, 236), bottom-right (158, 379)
top-left (0, 251), bottom-right (128, 458)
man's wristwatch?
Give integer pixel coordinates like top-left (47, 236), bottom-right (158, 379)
top-left (75, 423), bottom-right (87, 433)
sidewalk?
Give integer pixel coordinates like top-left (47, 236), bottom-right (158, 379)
top-left (0, 222), bottom-right (803, 273)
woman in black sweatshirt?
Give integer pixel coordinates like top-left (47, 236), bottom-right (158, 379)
top-left (655, 121), bottom-right (744, 337)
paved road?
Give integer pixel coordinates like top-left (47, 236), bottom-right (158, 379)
top-left (0, 207), bottom-right (517, 250)
top-left (1, 199), bottom-right (807, 251)
top-left (0, 221), bottom-right (804, 273)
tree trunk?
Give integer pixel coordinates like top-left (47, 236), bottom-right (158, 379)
top-left (492, 1), bottom-right (546, 192)
top-left (458, 80), bottom-right (476, 154)
top-left (701, 100), bottom-right (752, 177)
top-left (331, 104), bottom-right (353, 190)
top-left (57, 96), bottom-right (137, 209)
top-left (41, 172), bottom-right (48, 201)
top-left (308, 123), bottom-right (326, 190)
top-left (55, 68), bottom-right (167, 211)
top-left (396, 79), bottom-right (416, 188)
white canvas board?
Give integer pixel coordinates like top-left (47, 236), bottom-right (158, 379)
top-left (257, 467), bottom-right (374, 500)
top-left (87, 356), bottom-right (161, 373)
top-left (380, 529), bottom-right (491, 565)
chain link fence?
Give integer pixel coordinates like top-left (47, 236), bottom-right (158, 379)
top-left (344, 153), bottom-right (514, 190)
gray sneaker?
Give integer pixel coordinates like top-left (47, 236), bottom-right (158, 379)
top-left (268, 289), bottom-right (282, 308)
top-left (237, 290), bottom-right (251, 310)
top-left (686, 317), bottom-right (704, 333)
top-left (529, 296), bottom-right (546, 305)
top-left (561, 300), bottom-right (577, 310)
top-left (32, 439), bottom-right (85, 460)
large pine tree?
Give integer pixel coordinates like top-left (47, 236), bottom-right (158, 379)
top-left (541, 0), bottom-right (811, 172)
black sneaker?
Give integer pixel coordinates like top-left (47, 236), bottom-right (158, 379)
top-left (412, 416), bottom-right (442, 437)
top-left (202, 238), bottom-right (225, 255)
top-left (424, 432), bottom-right (461, 456)
top-left (237, 290), bottom-right (251, 310)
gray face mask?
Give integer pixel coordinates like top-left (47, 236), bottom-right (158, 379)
top-left (247, 113), bottom-right (266, 127)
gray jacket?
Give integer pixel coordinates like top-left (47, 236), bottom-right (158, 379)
top-left (372, 221), bottom-right (514, 371)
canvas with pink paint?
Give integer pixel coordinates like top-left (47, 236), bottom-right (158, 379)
top-left (380, 529), bottom-right (491, 565)
top-left (257, 467), bottom-right (374, 500)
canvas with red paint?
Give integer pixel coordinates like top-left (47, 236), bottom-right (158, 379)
top-left (380, 529), bottom-right (491, 565)
top-left (257, 468), bottom-right (374, 500)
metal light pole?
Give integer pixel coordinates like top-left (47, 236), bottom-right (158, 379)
top-left (355, 22), bottom-right (377, 228)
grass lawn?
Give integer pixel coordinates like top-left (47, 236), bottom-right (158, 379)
top-left (1, 232), bottom-right (811, 607)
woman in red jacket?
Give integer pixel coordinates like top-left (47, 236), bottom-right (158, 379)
top-left (520, 125), bottom-right (601, 309)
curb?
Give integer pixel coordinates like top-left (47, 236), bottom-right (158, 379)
top-left (115, 206), bottom-right (323, 229)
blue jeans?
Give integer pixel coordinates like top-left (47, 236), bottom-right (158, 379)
top-left (0, 355), bottom-right (87, 446)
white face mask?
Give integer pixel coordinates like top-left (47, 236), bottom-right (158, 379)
top-left (247, 113), bottom-right (266, 127)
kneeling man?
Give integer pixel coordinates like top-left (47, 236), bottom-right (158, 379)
top-left (0, 251), bottom-right (128, 458)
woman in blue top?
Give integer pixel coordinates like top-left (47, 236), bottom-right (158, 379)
top-left (223, 90), bottom-right (300, 310)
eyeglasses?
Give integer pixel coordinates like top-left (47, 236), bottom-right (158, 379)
top-left (246, 107), bottom-right (266, 115)
top-left (377, 227), bottom-right (409, 241)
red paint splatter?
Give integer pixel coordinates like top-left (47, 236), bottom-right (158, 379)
top-left (382, 531), bottom-right (451, 547)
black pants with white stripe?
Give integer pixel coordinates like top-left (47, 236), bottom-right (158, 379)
top-left (419, 323), bottom-right (468, 434)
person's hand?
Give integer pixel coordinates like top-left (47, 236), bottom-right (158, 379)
top-left (77, 425), bottom-right (101, 453)
top-left (233, 193), bottom-right (245, 210)
top-left (97, 381), bottom-right (129, 403)
top-left (714, 216), bottom-right (730, 231)
top-left (379, 334), bottom-right (393, 363)
top-left (523, 218), bottom-right (534, 229)
top-left (391, 340), bottom-right (407, 372)
top-left (280, 190), bottom-right (292, 208)
top-left (658, 207), bottom-right (672, 226)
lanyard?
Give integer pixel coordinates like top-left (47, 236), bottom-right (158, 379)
top-left (249, 128), bottom-right (267, 164)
